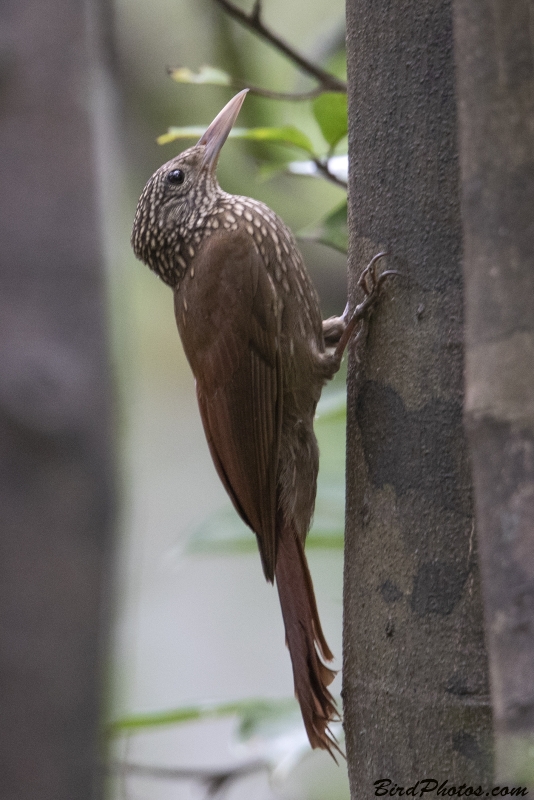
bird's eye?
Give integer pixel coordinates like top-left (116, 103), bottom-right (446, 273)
top-left (167, 169), bottom-right (185, 185)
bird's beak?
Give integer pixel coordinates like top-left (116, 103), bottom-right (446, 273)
top-left (198, 89), bottom-right (249, 171)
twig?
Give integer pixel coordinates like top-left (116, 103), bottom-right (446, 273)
top-left (212, 0), bottom-right (347, 93)
top-left (109, 759), bottom-right (268, 796)
top-left (312, 158), bottom-right (348, 189)
top-left (167, 66), bottom-right (325, 101)
top-left (232, 80), bottom-right (324, 101)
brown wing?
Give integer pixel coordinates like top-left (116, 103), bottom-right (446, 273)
top-left (174, 229), bottom-right (282, 581)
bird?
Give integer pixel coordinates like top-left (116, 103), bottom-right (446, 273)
top-left (132, 89), bottom-right (392, 756)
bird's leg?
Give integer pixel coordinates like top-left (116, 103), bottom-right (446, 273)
top-left (322, 252), bottom-right (398, 364)
top-left (322, 303), bottom-right (349, 347)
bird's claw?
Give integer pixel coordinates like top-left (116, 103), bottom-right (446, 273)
top-left (356, 252), bottom-right (399, 302)
top-left (357, 251), bottom-right (386, 292)
top-left (333, 252), bottom-right (398, 360)
top-left (351, 252), bottom-right (399, 318)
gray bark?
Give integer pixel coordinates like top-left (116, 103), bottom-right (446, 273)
top-left (0, 1), bottom-right (115, 798)
top-left (453, 0), bottom-right (534, 787)
top-left (343, 0), bottom-right (492, 794)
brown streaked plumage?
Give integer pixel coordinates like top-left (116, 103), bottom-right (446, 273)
top-left (132, 90), bottom-right (391, 756)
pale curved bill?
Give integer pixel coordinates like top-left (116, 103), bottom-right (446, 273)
top-left (198, 89), bottom-right (249, 169)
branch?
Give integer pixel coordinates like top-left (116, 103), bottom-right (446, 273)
top-left (167, 66), bottom-right (325, 100)
top-left (232, 80), bottom-right (324, 101)
top-left (312, 158), bottom-right (348, 189)
top-left (213, 0), bottom-right (347, 93)
top-left (111, 760), bottom-right (268, 795)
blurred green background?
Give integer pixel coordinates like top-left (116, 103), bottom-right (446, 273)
top-left (106, 0), bottom-right (350, 797)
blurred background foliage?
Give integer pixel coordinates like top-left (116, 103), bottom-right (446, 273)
top-left (107, 0), bottom-right (350, 797)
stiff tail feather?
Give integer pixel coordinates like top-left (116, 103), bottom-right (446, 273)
top-left (274, 516), bottom-right (342, 758)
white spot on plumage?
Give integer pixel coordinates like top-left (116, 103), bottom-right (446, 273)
top-left (266, 272), bottom-right (277, 297)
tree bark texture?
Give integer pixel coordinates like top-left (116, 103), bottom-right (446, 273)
top-left (0, 1), bottom-right (115, 798)
top-left (453, 0), bottom-right (534, 786)
top-left (343, 0), bottom-right (492, 794)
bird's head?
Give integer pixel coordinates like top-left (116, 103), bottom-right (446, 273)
top-left (131, 89), bottom-right (249, 285)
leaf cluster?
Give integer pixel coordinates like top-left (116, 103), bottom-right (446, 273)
top-left (161, 16), bottom-right (349, 254)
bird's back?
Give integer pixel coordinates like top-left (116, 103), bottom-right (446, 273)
top-left (175, 192), bottom-right (327, 548)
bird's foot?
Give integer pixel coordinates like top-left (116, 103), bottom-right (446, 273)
top-left (333, 252), bottom-right (398, 359)
top-left (354, 251), bottom-right (398, 316)
top-left (322, 312), bottom-right (347, 346)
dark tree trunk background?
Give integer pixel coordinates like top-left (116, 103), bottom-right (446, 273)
top-left (0, 1), bottom-right (115, 798)
top-left (343, 0), bottom-right (492, 794)
top-left (453, 0), bottom-right (534, 787)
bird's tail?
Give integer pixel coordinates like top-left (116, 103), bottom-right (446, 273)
top-left (275, 516), bottom-right (341, 757)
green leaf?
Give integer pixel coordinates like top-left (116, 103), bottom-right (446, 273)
top-left (158, 125), bottom-right (315, 155)
top-left (299, 200), bottom-right (348, 254)
top-left (157, 126), bottom-right (210, 145)
top-left (235, 699), bottom-right (301, 740)
top-left (312, 93), bottom-right (348, 149)
top-left (315, 389), bottom-right (347, 423)
top-left (235, 126), bottom-right (315, 154)
top-left (185, 505), bottom-right (344, 553)
top-left (108, 698), bottom-right (299, 738)
top-left (311, 387), bottom-right (346, 546)
top-left (256, 161), bottom-right (288, 182)
top-left (168, 65), bottom-right (232, 86)
top-left (186, 506), bottom-right (256, 555)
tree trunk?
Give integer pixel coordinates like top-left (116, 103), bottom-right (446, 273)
top-left (453, 0), bottom-right (534, 787)
top-left (0, 1), bottom-right (115, 798)
top-left (343, 0), bottom-right (492, 794)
